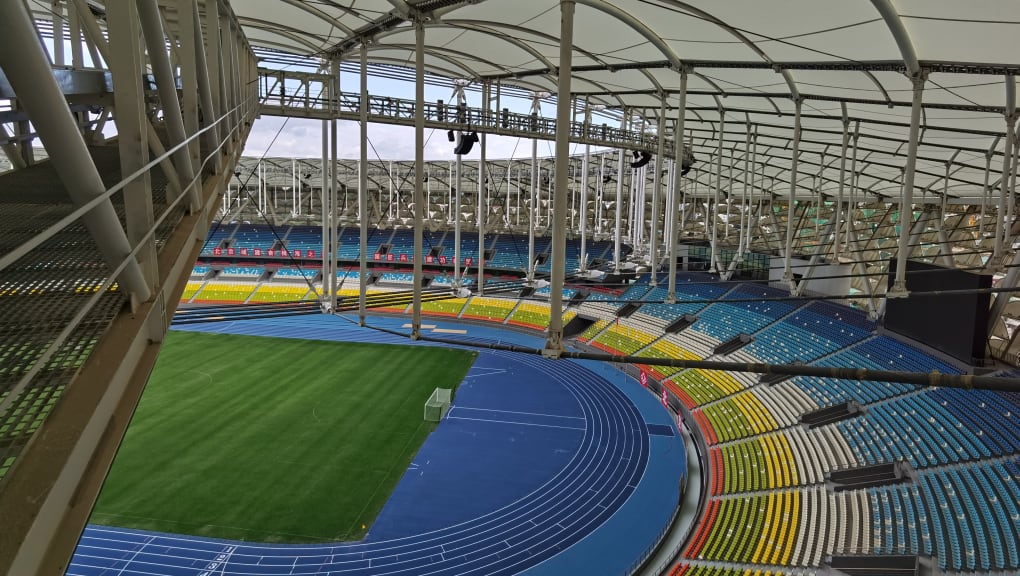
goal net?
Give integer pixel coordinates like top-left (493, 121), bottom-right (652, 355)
top-left (423, 388), bottom-right (452, 422)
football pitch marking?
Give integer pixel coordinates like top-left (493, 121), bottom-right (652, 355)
top-left (451, 406), bottom-right (585, 420)
top-left (445, 415), bottom-right (586, 431)
top-left (463, 367), bottom-right (507, 379)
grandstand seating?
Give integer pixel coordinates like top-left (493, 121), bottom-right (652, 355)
top-left (590, 322), bottom-right (658, 355)
top-left (460, 296), bottom-right (517, 322)
top-left (178, 258), bottom-right (1020, 576)
top-left (691, 284), bottom-right (802, 341)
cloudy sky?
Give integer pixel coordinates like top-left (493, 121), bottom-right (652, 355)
top-left (241, 117), bottom-right (542, 162)
top-left (241, 70), bottom-right (587, 162)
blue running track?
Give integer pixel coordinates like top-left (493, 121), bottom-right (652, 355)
top-left (67, 314), bottom-right (685, 576)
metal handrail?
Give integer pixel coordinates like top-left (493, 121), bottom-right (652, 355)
top-left (0, 96), bottom-right (257, 420)
top-left (0, 97), bottom-right (252, 276)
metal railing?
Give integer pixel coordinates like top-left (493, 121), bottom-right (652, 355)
top-left (0, 94), bottom-right (257, 431)
top-left (258, 68), bottom-right (695, 164)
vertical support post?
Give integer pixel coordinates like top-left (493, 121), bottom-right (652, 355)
top-left (741, 125), bottom-right (756, 256)
top-left (981, 142), bottom-right (995, 239)
top-left (834, 104), bottom-right (850, 260)
top-left (68, 0), bottom-right (82, 68)
top-left (528, 96), bottom-right (539, 282)
top-left (996, 75), bottom-right (1016, 263)
top-left (411, 19), bottom-right (425, 339)
top-left (650, 97), bottom-right (666, 283)
top-left (358, 43), bottom-right (368, 324)
top-left (783, 97), bottom-right (803, 288)
top-left (137, 0), bottom-right (198, 210)
top-left (455, 145), bottom-right (463, 287)
top-left (889, 72), bottom-right (927, 296)
top-left (108, 1), bottom-right (157, 293)
top-left (667, 69), bottom-right (688, 303)
top-left (52, 0), bottom-right (65, 66)
top-left (545, 0), bottom-right (574, 357)
top-left (783, 98), bottom-right (799, 289)
top-left (580, 142), bottom-right (590, 271)
top-left (321, 119), bottom-right (330, 308)
top-left (614, 114), bottom-right (626, 272)
top-left (330, 59), bottom-right (340, 312)
top-left (846, 121), bottom-right (860, 249)
top-left (0, 0), bottom-right (150, 302)
top-left (711, 109), bottom-right (724, 273)
top-left (477, 82), bottom-right (488, 295)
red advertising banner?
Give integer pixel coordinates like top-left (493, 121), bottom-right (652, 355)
top-left (239, 248), bottom-right (248, 256)
top-left (280, 249), bottom-right (288, 257)
top-left (426, 255), bottom-right (435, 264)
top-left (306, 250), bottom-right (315, 258)
top-left (212, 247), bottom-right (222, 256)
top-left (660, 388), bottom-right (668, 408)
top-left (386, 253), bottom-right (395, 262)
top-left (639, 371), bottom-right (648, 388)
top-left (373, 253), bottom-right (381, 261)
top-left (267, 249), bottom-right (275, 257)
top-left (439, 256), bottom-right (447, 264)
top-left (464, 257), bottom-right (473, 266)
top-left (226, 248), bottom-right (235, 256)
top-left (293, 250), bottom-right (302, 258)
top-left (399, 253), bottom-right (409, 262)
top-left (254, 248), bottom-right (262, 256)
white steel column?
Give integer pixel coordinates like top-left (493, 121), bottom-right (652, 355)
top-left (996, 76), bottom-right (1016, 262)
top-left (411, 19), bottom-right (425, 338)
top-left (889, 73), bottom-right (927, 296)
top-left (0, 0), bottom-right (150, 302)
top-left (615, 113), bottom-right (626, 272)
top-left (783, 98), bottom-right (803, 288)
top-left (835, 106), bottom-right (850, 260)
top-left (650, 97), bottom-right (666, 284)
top-left (580, 142), bottom-right (590, 271)
top-left (846, 121), bottom-right (860, 249)
top-left (738, 124), bottom-right (750, 258)
top-left (528, 94), bottom-right (540, 282)
top-left (321, 118), bottom-right (330, 308)
top-left (329, 60), bottom-right (340, 312)
top-left (52, 0), bottom-right (64, 66)
top-left (667, 69), bottom-right (688, 303)
top-left (359, 43), bottom-right (369, 324)
top-left (711, 109), bottom-right (724, 273)
top-left (454, 144), bottom-right (463, 287)
top-left (477, 82), bottom-right (488, 295)
top-left (546, 0), bottom-right (574, 356)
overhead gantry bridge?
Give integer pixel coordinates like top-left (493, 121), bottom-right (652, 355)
top-left (259, 67), bottom-right (694, 163)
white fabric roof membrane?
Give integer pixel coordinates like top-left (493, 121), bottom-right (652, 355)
top-left (227, 0), bottom-right (1020, 202)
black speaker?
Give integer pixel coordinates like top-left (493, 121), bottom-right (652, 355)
top-left (454, 132), bottom-right (479, 155)
top-left (630, 150), bottom-right (652, 168)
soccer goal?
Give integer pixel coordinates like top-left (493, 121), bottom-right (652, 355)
top-left (423, 388), bottom-right (452, 422)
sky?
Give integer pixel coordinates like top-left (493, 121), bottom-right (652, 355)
top-left (241, 67), bottom-right (609, 162)
top-left (241, 117), bottom-right (543, 162)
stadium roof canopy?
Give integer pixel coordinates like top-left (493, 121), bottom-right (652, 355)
top-left (224, 0), bottom-right (1020, 203)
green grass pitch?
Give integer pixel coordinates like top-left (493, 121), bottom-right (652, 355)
top-left (90, 330), bottom-right (477, 543)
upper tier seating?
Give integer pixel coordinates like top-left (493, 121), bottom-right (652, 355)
top-left (691, 283), bottom-right (803, 341)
